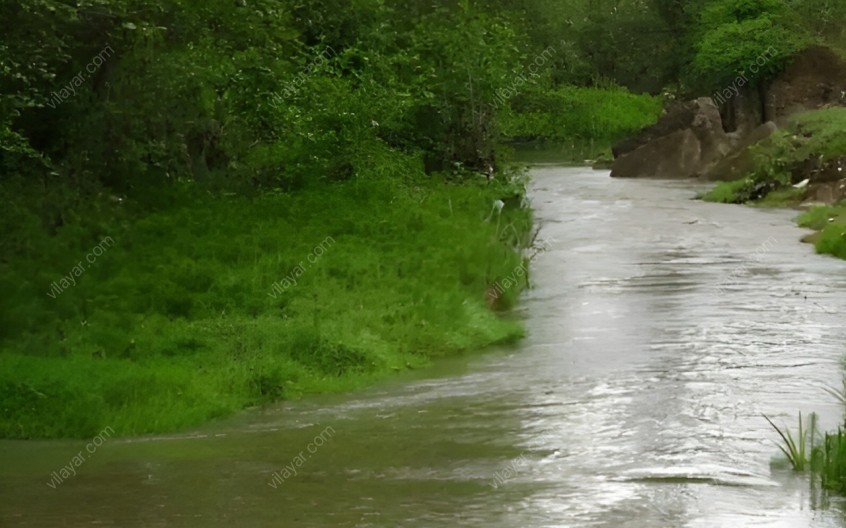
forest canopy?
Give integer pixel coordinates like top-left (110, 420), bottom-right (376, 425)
top-left (2, 0), bottom-right (842, 195)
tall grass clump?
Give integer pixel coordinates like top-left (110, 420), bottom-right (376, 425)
top-left (811, 376), bottom-right (846, 493)
top-left (816, 429), bottom-right (846, 493)
top-left (765, 403), bottom-right (846, 494)
top-left (765, 412), bottom-right (818, 471)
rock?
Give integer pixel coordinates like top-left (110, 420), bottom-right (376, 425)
top-left (611, 98), bottom-right (728, 179)
top-left (722, 89), bottom-right (765, 137)
top-left (802, 179), bottom-right (846, 206)
top-left (610, 46), bottom-right (846, 182)
top-left (689, 98), bottom-right (732, 175)
top-left (611, 129), bottom-right (701, 179)
top-left (613, 98), bottom-right (713, 158)
top-left (700, 121), bottom-right (778, 181)
top-left (767, 46), bottom-right (846, 123)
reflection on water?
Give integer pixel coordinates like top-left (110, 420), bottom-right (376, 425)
top-left (3, 167), bottom-right (846, 527)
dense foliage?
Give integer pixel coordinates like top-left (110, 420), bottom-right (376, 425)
top-left (3, 0), bottom-right (843, 189)
top-left (2, 0), bottom-right (845, 438)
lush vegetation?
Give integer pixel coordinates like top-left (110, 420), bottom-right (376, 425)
top-left (0, 172), bottom-right (532, 439)
top-left (700, 108), bottom-right (846, 263)
top-left (767, 409), bottom-right (846, 494)
top-left (701, 108), bottom-right (846, 207)
top-left (797, 205), bottom-right (846, 260)
top-left (3, 0), bottom-right (846, 439)
top-left (499, 86), bottom-right (663, 147)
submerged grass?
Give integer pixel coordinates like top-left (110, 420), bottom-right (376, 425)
top-left (814, 374), bottom-right (846, 493)
top-left (0, 159), bottom-right (533, 439)
top-left (817, 429), bottom-right (846, 493)
top-left (766, 388), bottom-right (846, 494)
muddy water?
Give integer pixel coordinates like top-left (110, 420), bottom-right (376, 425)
top-left (3, 166), bottom-right (846, 527)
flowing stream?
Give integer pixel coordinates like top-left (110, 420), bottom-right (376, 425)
top-left (3, 166), bottom-right (846, 527)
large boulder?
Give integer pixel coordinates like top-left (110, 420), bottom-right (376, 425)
top-left (610, 129), bottom-right (701, 179)
top-left (611, 98), bottom-right (730, 178)
top-left (722, 89), bottom-right (765, 137)
top-left (610, 46), bottom-right (846, 181)
top-left (701, 121), bottom-right (778, 181)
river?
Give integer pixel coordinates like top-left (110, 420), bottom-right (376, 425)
top-left (2, 166), bottom-right (846, 527)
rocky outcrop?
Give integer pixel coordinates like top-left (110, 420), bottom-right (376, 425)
top-left (611, 46), bottom-right (846, 181)
top-left (701, 121), bottom-right (778, 181)
top-left (611, 129), bottom-right (701, 179)
top-left (611, 98), bottom-right (730, 178)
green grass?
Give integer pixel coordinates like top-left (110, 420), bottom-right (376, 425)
top-left (700, 179), bottom-right (756, 204)
top-left (0, 153), bottom-right (533, 439)
top-left (500, 86), bottom-right (663, 144)
top-left (817, 429), bottom-right (846, 493)
top-left (768, 412), bottom-right (846, 494)
top-left (796, 205), bottom-right (846, 260)
top-left (789, 108), bottom-right (846, 161)
top-left (816, 224), bottom-right (846, 259)
top-left (754, 187), bottom-right (808, 208)
top-left (797, 206), bottom-right (844, 230)
top-left (699, 177), bottom-right (800, 205)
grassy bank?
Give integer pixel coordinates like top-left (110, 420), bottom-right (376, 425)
top-left (0, 160), bottom-right (532, 439)
top-left (699, 108), bottom-right (846, 260)
top-left (797, 206), bottom-right (846, 260)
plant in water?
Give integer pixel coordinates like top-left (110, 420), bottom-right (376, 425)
top-left (764, 412), bottom-right (818, 471)
top-left (816, 429), bottom-right (846, 493)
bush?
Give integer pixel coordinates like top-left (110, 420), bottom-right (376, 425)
top-left (691, 0), bottom-right (805, 90)
top-left (499, 85), bottom-right (663, 144)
